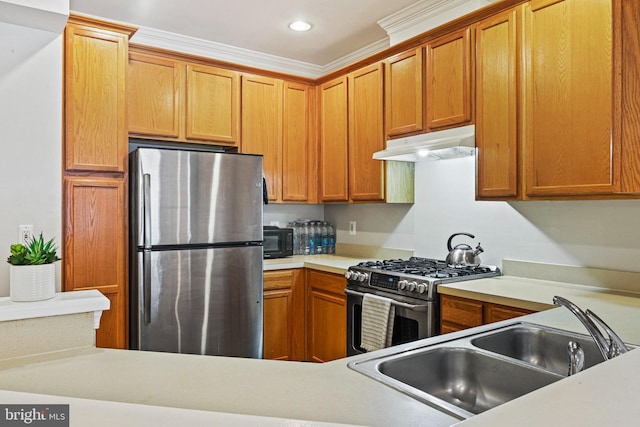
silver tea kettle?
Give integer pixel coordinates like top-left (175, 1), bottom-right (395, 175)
top-left (446, 232), bottom-right (484, 267)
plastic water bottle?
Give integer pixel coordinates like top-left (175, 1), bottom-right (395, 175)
top-left (315, 221), bottom-right (325, 255)
top-left (321, 221), bottom-right (329, 254)
top-left (302, 221), bottom-right (311, 255)
top-left (310, 221), bottom-right (319, 255)
top-left (327, 222), bottom-right (336, 254)
top-left (289, 221), bottom-right (300, 255)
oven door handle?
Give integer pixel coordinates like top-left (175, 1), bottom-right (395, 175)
top-left (344, 289), bottom-right (430, 311)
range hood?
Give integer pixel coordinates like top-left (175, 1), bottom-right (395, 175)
top-left (373, 125), bottom-right (475, 162)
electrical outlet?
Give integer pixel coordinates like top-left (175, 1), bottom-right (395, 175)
top-left (349, 221), bottom-right (357, 236)
top-left (18, 225), bottom-right (33, 245)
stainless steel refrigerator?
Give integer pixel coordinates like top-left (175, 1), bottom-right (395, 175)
top-left (129, 146), bottom-right (263, 358)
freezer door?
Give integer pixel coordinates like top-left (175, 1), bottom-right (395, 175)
top-left (133, 246), bottom-right (263, 358)
top-left (131, 148), bottom-right (263, 247)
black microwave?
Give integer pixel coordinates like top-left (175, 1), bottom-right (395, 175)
top-left (263, 226), bottom-right (294, 259)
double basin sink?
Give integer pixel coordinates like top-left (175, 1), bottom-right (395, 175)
top-left (348, 322), bottom-right (629, 419)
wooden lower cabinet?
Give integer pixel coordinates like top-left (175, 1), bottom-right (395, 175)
top-left (440, 294), bottom-right (534, 334)
top-left (305, 270), bottom-right (347, 362)
top-left (263, 269), bottom-right (305, 361)
top-left (63, 176), bottom-right (127, 348)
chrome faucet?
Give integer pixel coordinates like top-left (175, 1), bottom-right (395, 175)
top-left (567, 341), bottom-right (584, 376)
top-left (553, 296), bottom-right (629, 361)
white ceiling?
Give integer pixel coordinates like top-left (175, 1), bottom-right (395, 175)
top-left (69, 0), bottom-right (421, 66)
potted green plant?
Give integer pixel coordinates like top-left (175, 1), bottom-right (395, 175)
top-left (7, 233), bottom-right (60, 302)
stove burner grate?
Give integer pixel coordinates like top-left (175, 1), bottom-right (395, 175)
top-left (357, 257), bottom-right (496, 279)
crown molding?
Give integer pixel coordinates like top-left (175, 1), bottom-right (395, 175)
top-left (131, 27), bottom-right (390, 79)
top-left (0, 0), bottom-right (68, 34)
top-left (378, 0), bottom-right (495, 45)
top-left (321, 37), bottom-right (390, 74)
top-left (131, 27), bottom-right (330, 78)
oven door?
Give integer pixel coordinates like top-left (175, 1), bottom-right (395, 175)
top-left (346, 287), bottom-right (438, 356)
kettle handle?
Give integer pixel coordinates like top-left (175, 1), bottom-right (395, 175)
top-left (447, 232), bottom-right (475, 251)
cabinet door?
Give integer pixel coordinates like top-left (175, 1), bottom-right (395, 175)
top-left (440, 294), bottom-right (483, 332)
top-left (282, 82), bottom-right (315, 203)
top-left (264, 288), bottom-right (293, 360)
top-left (475, 9), bottom-right (519, 199)
top-left (425, 27), bottom-right (472, 129)
top-left (128, 52), bottom-right (182, 138)
top-left (63, 177), bottom-right (127, 349)
top-left (64, 23), bottom-right (128, 172)
top-left (263, 269), bottom-right (304, 361)
top-left (348, 63), bottom-right (385, 202)
top-left (319, 76), bottom-right (349, 202)
top-left (523, 0), bottom-right (613, 196)
top-left (186, 64), bottom-right (240, 144)
top-left (241, 75), bottom-right (283, 202)
top-left (385, 47), bottom-right (424, 138)
top-left (306, 270), bottom-right (346, 362)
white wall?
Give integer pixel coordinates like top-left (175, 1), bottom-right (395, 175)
top-left (263, 204), bottom-right (324, 228)
top-left (0, 22), bottom-right (63, 295)
top-left (325, 156), bottom-right (640, 276)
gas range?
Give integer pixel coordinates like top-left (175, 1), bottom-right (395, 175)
top-left (344, 257), bottom-right (501, 302)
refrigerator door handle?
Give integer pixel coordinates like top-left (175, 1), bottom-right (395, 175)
top-left (143, 173), bottom-right (152, 249)
top-left (143, 250), bottom-right (152, 324)
top-left (142, 173), bottom-right (152, 325)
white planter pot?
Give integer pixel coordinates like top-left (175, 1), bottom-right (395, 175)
top-left (10, 263), bottom-right (56, 302)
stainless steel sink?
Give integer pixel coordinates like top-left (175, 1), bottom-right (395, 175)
top-left (378, 347), bottom-right (561, 417)
top-left (471, 323), bottom-right (606, 376)
top-left (348, 321), bottom-right (632, 419)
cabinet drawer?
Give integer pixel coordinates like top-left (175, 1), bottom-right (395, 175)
top-left (486, 304), bottom-right (532, 324)
top-left (306, 270), bottom-right (346, 295)
top-left (440, 295), bottom-right (483, 328)
top-left (263, 270), bottom-right (295, 291)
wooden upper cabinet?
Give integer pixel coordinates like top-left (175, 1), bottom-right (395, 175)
top-left (128, 52), bottom-right (181, 138)
top-left (65, 22), bottom-right (129, 173)
top-left (425, 27), bottom-right (472, 129)
top-left (319, 76), bottom-right (349, 202)
top-left (523, 0), bottom-right (613, 197)
top-left (241, 75), bottom-right (283, 202)
top-left (186, 64), bottom-right (240, 144)
top-left (348, 63), bottom-right (385, 202)
top-left (385, 47), bottom-right (424, 138)
top-left (282, 82), bottom-right (317, 203)
top-left (127, 49), bottom-right (240, 146)
top-left (475, 8), bottom-right (519, 199)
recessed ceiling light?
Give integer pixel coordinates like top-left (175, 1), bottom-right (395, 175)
top-left (289, 21), bottom-right (312, 32)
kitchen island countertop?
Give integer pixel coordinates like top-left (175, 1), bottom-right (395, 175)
top-left (1, 283), bottom-right (640, 426)
top-left (3, 257), bottom-right (640, 426)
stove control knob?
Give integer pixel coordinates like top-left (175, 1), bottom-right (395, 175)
top-left (406, 281), bottom-right (417, 292)
top-left (344, 270), bottom-right (353, 280)
top-left (416, 283), bottom-right (427, 294)
top-left (356, 272), bottom-right (368, 282)
top-left (398, 280), bottom-right (408, 290)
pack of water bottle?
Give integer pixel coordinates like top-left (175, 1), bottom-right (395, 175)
top-left (287, 220), bottom-right (336, 255)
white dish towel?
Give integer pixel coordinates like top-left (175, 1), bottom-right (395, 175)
top-left (360, 293), bottom-right (396, 352)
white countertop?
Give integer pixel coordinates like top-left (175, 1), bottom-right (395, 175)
top-left (0, 289), bottom-right (109, 322)
top-left (263, 254), bottom-right (371, 274)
